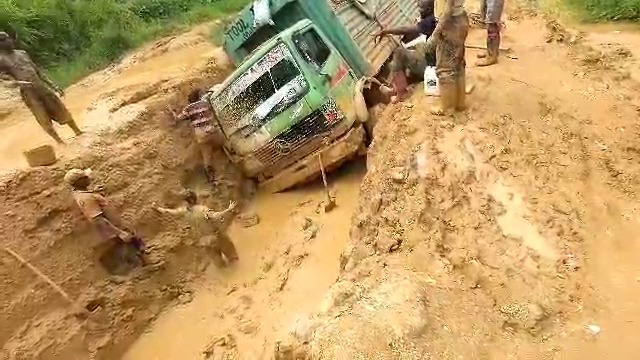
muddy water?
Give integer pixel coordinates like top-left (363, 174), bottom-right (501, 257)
top-left (124, 160), bottom-right (366, 359)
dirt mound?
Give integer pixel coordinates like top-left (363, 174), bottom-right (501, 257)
top-left (0, 29), bottom-right (241, 358)
top-left (276, 270), bottom-right (429, 359)
top-left (274, 12), bottom-right (640, 358)
top-left (277, 111), bottom-right (577, 358)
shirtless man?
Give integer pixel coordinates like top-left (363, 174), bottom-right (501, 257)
top-left (374, 0), bottom-right (437, 101)
top-left (156, 190), bottom-right (239, 268)
top-left (476, 0), bottom-right (505, 66)
top-left (0, 31), bottom-right (82, 143)
top-left (426, 0), bottom-right (469, 114)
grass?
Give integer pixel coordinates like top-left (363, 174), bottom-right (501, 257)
top-left (1, 0), bottom-right (250, 87)
top-left (562, 0), bottom-right (640, 21)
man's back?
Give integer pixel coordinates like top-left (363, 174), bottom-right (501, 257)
top-left (0, 50), bottom-right (42, 84)
top-left (72, 190), bottom-right (106, 219)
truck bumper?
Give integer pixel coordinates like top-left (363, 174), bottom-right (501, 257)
top-left (260, 125), bottom-right (365, 193)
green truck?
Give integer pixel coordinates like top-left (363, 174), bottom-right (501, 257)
top-left (209, 0), bottom-right (419, 192)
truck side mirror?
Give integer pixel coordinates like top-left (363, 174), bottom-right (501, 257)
top-left (319, 72), bottom-right (331, 83)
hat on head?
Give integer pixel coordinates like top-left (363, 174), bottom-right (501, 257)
top-left (64, 168), bottom-right (91, 186)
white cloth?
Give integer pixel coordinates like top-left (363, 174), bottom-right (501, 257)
top-left (253, 0), bottom-right (274, 27)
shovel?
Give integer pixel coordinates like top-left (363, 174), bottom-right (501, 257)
top-left (3, 247), bottom-right (90, 318)
top-left (317, 154), bottom-right (336, 213)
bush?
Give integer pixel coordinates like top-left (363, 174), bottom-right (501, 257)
top-left (0, 0), bottom-right (249, 86)
top-left (565, 0), bottom-right (640, 20)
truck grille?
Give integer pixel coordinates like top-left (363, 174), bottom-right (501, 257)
top-left (254, 112), bottom-right (333, 167)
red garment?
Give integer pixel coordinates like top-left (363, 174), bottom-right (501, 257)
top-left (178, 100), bottom-right (215, 142)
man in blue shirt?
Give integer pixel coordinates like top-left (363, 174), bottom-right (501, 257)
top-left (374, 0), bottom-right (437, 102)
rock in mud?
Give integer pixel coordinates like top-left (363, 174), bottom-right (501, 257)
top-left (390, 167), bottom-right (406, 183)
top-left (238, 318), bottom-right (259, 335)
top-left (178, 292), bottom-right (193, 305)
top-left (303, 225), bottom-right (318, 242)
top-left (318, 280), bottom-right (358, 314)
top-left (239, 211), bottom-right (260, 228)
top-left (203, 334), bottom-right (238, 360)
top-left (375, 234), bottom-right (402, 253)
top-left (301, 217), bottom-right (314, 231)
top-left (274, 338), bottom-right (310, 360)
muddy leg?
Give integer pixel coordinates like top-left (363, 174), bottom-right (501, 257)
top-left (218, 233), bottom-right (239, 263)
top-left (21, 91), bottom-right (65, 144)
top-left (205, 236), bottom-right (227, 268)
top-left (200, 143), bottom-right (217, 185)
top-left (66, 118), bottom-right (83, 136)
top-left (209, 248), bottom-right (227, 268)
top-left (128, 236), bottom-right (149, 266)
top-left (40, 121), bottom-right (64, 144)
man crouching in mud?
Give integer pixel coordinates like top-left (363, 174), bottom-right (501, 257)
top-left (155, 190), bottom-right (239, 268)
top-left (65, 169), bottom-right (149, 270)
top-left (373, 0), bottom-right (437, 102)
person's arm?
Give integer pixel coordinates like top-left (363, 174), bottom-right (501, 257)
top-left (374, 25), bottom-right (421, 43)
top-left (204, 201), bottom-right (237, 222)
top-left (426, 0), bottom-right (455, 50)
top-left (156, 206), bottom-right (187, 216)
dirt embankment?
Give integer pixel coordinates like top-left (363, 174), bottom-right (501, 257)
top-left (274, 12), bottom-right (640, 359)
top-left (0, 28), bottom-right (242, 359)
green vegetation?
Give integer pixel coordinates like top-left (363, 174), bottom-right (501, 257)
top-left (1, 0), bottom-right (249, 86)
top-left (565, 0), bottom-right (640, 20)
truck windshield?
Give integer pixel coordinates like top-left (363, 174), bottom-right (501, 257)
top-left (212, 43), bottom-right (306, 135)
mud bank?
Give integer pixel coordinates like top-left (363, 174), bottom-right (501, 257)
top-left (275, 14), bottom-right (640, 359)
top-left (0, 32), bottom-right (240, 359)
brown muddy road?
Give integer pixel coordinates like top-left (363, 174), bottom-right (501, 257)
top-left (2, 6), bottom-right (640, 360)
top-left (124, 162), bottom-right (365, 359)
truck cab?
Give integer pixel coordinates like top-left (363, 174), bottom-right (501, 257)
top-left (208, 0), bottom-right (419, 192)
top-left (210, 20), bottom-right (364, 192)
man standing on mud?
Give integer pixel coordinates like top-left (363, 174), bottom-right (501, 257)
top-left (425, 0), bottom-right (469, 114)
top-left (0, 31), bottom-right (82, 143)
top-left (374, 0), bottom-right (437, 102)
top-left (65, 169), bottom-right (148, 269)
top-left (476, 0), bottom-right (505, 66)
top-left (173, 87), bottom-right (224, 184)
top-left (155, 190), bottom-right (239, 268)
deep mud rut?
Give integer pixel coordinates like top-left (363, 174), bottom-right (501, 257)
top-left (3, 4), bottom-right (640, 359)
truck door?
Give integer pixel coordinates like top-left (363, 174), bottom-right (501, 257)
top-left (292, 27), bottom-right (356, 113)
